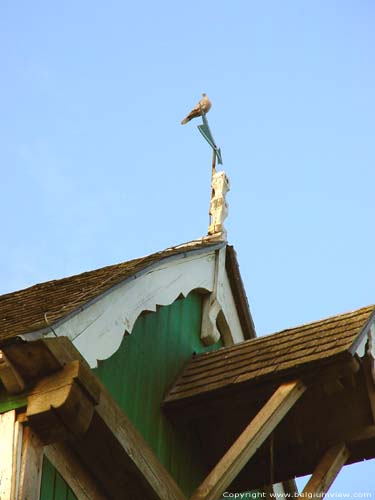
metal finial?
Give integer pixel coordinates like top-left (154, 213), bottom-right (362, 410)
top-left (197, 105), bottom-right (223, 166)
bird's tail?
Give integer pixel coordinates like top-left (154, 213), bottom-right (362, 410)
top-left (181, 116), bottom-right (190, 125)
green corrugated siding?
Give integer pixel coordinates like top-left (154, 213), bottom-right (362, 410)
top-left (37, 291), bottom-right (222, 498)
top-left (95, 291), bottom-right (223, 497)
top-left (39, 457), bottom-right (77, 500)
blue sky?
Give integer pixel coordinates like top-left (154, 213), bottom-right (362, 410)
top-left (1, 1), bottom-right (375, 494)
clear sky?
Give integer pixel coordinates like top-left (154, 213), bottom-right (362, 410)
top-left (1, 1), bottom-right (375, 495)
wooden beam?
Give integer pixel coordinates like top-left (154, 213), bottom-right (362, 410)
top-left (17, 426), bottom-right (44, 500)
top-left (26, 360), bottom-right (100, 444)
top-left (2, 339), bottom-right (63, 380)
top-left (300, 443), bottom-right (349, 499)
top-left (346, 424), bottom-right (375, 443)
top-left (0, 351), bottom-right (25, 394)
top-left (78, 384), bottom-right (186, 499)
top-left (190, 380), bottom-right (306, 500)
top-left (362, 355), bottom-right (375, 424)
top-left (45, 442), bottom-right (107, 500)
top-left (282, 479), bottom-right (299, 495)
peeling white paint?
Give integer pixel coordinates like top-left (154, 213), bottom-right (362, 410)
top-left (38, 249), bottom-right (246, 367)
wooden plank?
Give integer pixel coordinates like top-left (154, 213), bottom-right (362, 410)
top-left (190, 380), bottom-right (306, 500)
top-left (3, 340), bottom-right (63, 379)
top-left (282, 479), bottom-right (299, 494)
top-left (17, 426), bottom-right (44, 500)
top-left (11, 420), bottom-right (23, 500)
top-left (0, 410), bottom-right (16, 500)
top-left (300, 443), bottom-right (349, 498)
top-left (45, 442), bottom-right (107, 500)
top-left (0, 351), bottom-right (25, 393)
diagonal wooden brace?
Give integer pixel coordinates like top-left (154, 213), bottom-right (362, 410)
top-left (190, 380), bottom-right (306, 500)
top-left (299, 443), bottom-right (349, 499)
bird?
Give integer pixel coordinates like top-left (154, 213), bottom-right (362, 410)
top-left (181, 93), bottom-right (211, 125)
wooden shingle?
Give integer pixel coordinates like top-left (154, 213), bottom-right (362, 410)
top-left (0, 240), bottom-right (220, 341)
top-left (165, 305), bottom-right (375, 405)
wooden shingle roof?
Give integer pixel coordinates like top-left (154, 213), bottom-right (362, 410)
top-left (165, 304), bottom-right (375, 406)
top-left (0, 240), bottom-right (223, 341)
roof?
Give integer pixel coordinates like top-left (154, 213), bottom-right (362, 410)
top-left (165, 304), bottom-right (375, 406)
top-left (0, 239), bottom-right (225, 341)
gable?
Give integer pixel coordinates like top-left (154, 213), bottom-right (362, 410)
top-left (0, 242), bottom-right (252, 367)
top-left (0, 240), bottom-right (223, 341)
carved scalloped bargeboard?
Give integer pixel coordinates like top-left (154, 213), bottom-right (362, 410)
top-left (35, 247), bottom-right (245, 367)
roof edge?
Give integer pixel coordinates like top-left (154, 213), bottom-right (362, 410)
top-left (23, 241), bottom-right (226, 339)
top-left (225, 245), bottom-right (256, 340)
top-left (348, 307), bottom-right (375, 356)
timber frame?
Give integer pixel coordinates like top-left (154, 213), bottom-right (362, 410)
top-left (0, 335), bottom-right (303, 500)
top-left (1, 303), bottom-right (375, 499)
top-left (0, 337), bottom-right (185, 500)
top-left (1, 337), bottom-right (372, 500)
top-left (163, 306), bottom-right (375, 497)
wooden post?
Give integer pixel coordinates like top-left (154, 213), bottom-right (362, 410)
top-left (11, 420), bottom-right (23, 500)
top-left (190, 380), bottom-right (306, 500)
top-left (300, 443), bottom-right (349, 499)
top-left (0, 410), bottom-right (16, 500)
top-left (17, 425), bottom-right (44, 500)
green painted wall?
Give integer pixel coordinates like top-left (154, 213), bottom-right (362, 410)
top-left (0, 392), bottom-right (27, 414)
top-left (95, 290), bottom-right (223, 497)
top-left (38, 291), bottom-right (222, 498)
top-left (39, 457), bottom-right (77, 500)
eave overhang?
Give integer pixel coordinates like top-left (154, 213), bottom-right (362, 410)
top-left (163, 305), bottom-right (375, 491)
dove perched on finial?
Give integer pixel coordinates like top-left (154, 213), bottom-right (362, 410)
top-left (181, 93), bottom-right (212, 125)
